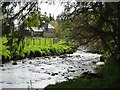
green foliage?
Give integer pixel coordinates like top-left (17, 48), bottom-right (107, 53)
top-left (50, 21), bottom-right (60, 30)
top-left (24, 12), bottom-right (50, 27)
top-left (42, 15), bottom-right (50, 23)
top-left (0, 37), bottom-right (11, 59)
top-left (58, 2), bottom-right (120, 63)
top-left (1, 2), bottom-right (39, 36)
top-left (2, 19), bottom-right (13, 36)
top-left (1, 37), bottom-right (73, 62)
top-left (50, 21), bottom-right (61, 37)
top-left (24, 12), bottom-right (40, 27)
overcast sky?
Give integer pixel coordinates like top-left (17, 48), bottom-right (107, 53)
top-left (13, 0), bottom-right (76, 25)
top-left (39, 2), bottom-right (65, 19)
top-left (38, 0), bottom-right (76, 19)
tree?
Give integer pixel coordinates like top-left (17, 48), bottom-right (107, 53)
top-left (1, 2), bottom-right (39, 60)
top-left (1, 2), bottom-right (39, 35)
top-left (59, 2), bottom-right (120, 64)
top-left (24, 12), bottom-right (41, 27)
top-left (24, 12), bottom-right (51, 27)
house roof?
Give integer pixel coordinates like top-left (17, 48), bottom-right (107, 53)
top-left (26, 23), bottom-right (55, 32)
top-left (29, 27), bottom-right (43, 32)
top-left (48, 24), bottom-right (55, 29)
top-left (44, 23), bottom-right (55, 29)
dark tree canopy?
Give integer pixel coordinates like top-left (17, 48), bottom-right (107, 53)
top-left (1, 2), bottom-right (39, 35)
top-left (58, 2), bottom-right (120, 63)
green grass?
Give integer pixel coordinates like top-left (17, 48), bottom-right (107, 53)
top-left (1, 37), bottom-right (74, 62)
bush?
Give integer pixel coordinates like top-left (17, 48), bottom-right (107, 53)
top-left (1, 37), bottom-right (74, 63)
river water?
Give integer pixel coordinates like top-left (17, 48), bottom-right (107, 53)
top-left (0, 47), bottom-right (101, 89)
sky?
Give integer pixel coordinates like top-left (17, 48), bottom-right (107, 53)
top-left (13, 0), bottom-right (76, 18)
top-left (38, 0), bottom-right (76, 19)
top-left (13, 1), bottom-right (65, 25)
top-left (38, 1), bottom-right (65, 19)
top-left (14, 2), bottom-right (65, 25)
top-left (13, 0), bottom-right (76, 25)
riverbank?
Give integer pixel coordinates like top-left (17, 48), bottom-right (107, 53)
top-left (1, 37), bottom-right (76, 63)
top-left (44, 57), bottom-right (120, 89)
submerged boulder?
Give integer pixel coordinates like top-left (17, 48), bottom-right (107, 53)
top-left (59, 55), bottom-right (67, 58)
top-left (100, 56), bottom-right (105, 62)
top-left (81, 71), bottom-right (103, 79)
top-left (12, 61), bottom-right (17, 65)
top-left (51, 73), bottom-right (58, 76)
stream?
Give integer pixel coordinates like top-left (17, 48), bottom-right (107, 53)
top-left (0, 47), bottom-right (101, 89)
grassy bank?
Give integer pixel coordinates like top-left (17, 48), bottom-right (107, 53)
top-left (1, 37), bottom-right (75, 63)
top-left (44, 57), bottom-right (120, 89)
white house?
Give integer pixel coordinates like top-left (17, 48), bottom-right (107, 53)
top-left (25, 23), bottom-right (56, 38)
top-left (26, 27), bottom-right (43, 37)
